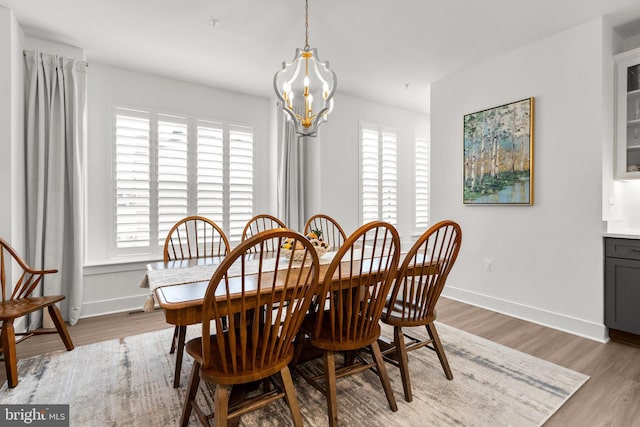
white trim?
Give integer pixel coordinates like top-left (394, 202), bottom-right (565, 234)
top-left (442, 286), bottom-right (608, 343)
top-left (80, 294), bottom-right (154, 318)
top-left (83, 258), bottom-right (158, 276)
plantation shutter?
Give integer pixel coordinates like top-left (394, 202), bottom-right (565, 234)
top-left (415, 136), bottom-right (430, 228)
top-left (228, 125), bottom-right (254, 241)
top-left (157, 115), bottom-right (189, 245)
top-left (196, 121), bottom-right (224, 225)
top-left (115, 108), bottom-right (150, 248)
top-left (381, 130), bottom-right (397, 225)
top-left (361, 127), bottom-right (379, 224)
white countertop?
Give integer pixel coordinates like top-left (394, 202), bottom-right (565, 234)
top-left (603, 232), bottom-right (640, 239)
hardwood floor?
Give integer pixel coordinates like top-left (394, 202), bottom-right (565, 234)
top-left (2, 299), bottom-right (639, 426)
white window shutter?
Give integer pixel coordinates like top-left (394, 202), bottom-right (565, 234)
top-left (157, 115), bottom-right (189, 244)
top-left (115, 109), bottom-right (151, 248)
top-left (361, 127), bottom-right (379, 224)
top-left (228, 125), bottom-right (254, 242)
top-left (360, 125), bottom-right (397, 225)
top-left (112, 108), bottom-right (256, 257)
top-left (196, 121), bottom-right (224, 225)
top-left (415, 137), bottom-right (430, 228)
top-left (381, 131), bottom-right (397, 225)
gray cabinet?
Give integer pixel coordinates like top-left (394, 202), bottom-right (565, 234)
top-left (605, 238), bottom-right (640, 336)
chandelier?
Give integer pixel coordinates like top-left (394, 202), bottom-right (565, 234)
top-left (273, 0), bottom-right (337, 137)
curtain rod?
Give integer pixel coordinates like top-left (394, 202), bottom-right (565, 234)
top-left (22, 50), bottom-right (89, 67)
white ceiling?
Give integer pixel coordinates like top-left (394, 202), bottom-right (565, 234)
top-left (3, 0), bottom-right (640, 114)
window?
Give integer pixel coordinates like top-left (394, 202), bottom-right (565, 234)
top-left (360, 123), bottom-right (397, 225)
top-left (414, 136), bottom-right (430, 228)
top-left (114, 108), bottom-right (254, 255)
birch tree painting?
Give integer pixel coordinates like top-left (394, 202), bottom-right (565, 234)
top-left (463, 98), bottom-right (534, 205)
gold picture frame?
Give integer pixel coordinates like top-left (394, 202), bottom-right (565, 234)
top-left (463, 97), bottom-right (534, 205)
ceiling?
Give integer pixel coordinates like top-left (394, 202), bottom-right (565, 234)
top-left (3, 0), bottom-right (640, 114)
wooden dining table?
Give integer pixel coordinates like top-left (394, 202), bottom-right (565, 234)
top-left (147, 248), bottom-right (433, 388)
top-left (149, 251), bottom-right (336, 387)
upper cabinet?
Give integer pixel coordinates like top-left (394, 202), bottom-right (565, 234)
top-left (615, 48), bottom-right (640, 179)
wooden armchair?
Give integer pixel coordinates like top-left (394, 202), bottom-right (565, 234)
top-left (303, 213), bottom-right (347, 251)
top-left (241, 214), bottom-right (287, 252)
top-left (380, 220), bottom-right (462, 402)
top-left (163, 215), bottom-right (231, 387)
top-left (0, 237), bottom-right (74, 388)
top-left (295, 221), bottom-right (401, 426)
top-left (180, 229), bottom-right (320, 427)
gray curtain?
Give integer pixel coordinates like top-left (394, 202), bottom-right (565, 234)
top-left (24, 51), bottom-right (86, 327)
top-left (277, 105), bottom-right (306, 231)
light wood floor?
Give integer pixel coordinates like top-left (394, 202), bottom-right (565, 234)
top-left (2, 298), bottom-right (639, 426)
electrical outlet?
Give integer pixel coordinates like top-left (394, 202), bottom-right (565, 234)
top-left (484, 258), bottom-right (494, 272)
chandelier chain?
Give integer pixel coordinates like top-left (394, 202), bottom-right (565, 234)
top-left (304, 0), bottom-right (310, 50)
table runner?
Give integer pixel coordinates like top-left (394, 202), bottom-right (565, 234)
top-left (140, 251), bottom-right (337, 312)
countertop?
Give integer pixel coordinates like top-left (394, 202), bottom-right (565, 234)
top-left (603, 233), bottom-right (640, 240)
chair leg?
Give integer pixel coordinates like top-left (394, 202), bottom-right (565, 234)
top-left (173, 325), bottom-right (187, 388)
top-left (170, 326), bottom-right (180, 354)
top-left (281, 366), bottom-right (303, 427)
top-left (213, 384), bottom-right (231, 427)
top-left (292, 330), bottom-right (305, 366)
top-left (426, 323), bottom-right (453, 380)
top-left (370, 340), bottom-right (398, 412)
top-left (1, 319), bottom-right (18, 388)
top-left (47, 305), bottom-right (74, 351)
top-left (323, 350), bottom-right (339, 427)
top-left (394, 326), bottom-right (412, 402)
top-left (180, 360), bottom-right (201, 427)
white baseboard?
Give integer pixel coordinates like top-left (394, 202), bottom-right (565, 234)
top-left (81, 294), bottom-right (154, 318)
top-left (442, 286), bottom-right (608, 343)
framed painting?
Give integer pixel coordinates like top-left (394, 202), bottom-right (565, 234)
top-left (463, 97), bottom-right (534, 205)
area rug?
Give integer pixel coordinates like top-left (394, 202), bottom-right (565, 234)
top-left (0, 323), bottom-right (588, 426)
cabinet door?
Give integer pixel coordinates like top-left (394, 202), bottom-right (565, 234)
top-left (605, 257), bottom-right (640, 334)
top-left (615, 49), bottom-right (640, 179)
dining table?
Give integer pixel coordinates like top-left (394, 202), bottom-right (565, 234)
top-left (140, 247), bottom-right (433, 388)
top-left (143, 250), bottom-right (337, 387)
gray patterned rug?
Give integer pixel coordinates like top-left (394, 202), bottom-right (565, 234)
top-left (0, 323), bottom-right (588, 426)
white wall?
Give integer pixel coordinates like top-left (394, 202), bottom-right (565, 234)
top-left (82, 63), bottom-right (273, 316)
top-left (313, 93), bottom-right (429, 245)
top-left (431, 18), bottom-right (608, 341)
top-left (0, 6), bottom-right (25, 260)
top-left (10, 11), bottom-right (24, 251)
top-left (602, 21), bottom-right (623, 225)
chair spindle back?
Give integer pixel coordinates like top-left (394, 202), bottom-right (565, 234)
top-left (304, 214), bottom-right (347, 251)
top-left (241, 214), bottom-right (287, 253)
top-left (0, 238), bottom-right (57, 303)
top-left (163, 216), bottom-right (230, 262)
top-left (201, 229), bottom-right (320, 374)
top-left (385, 220), bottom-right (462, 324)
top-left (314, 221), bottom-right (400, 344)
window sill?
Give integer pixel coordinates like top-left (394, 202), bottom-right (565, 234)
top-left (83, 256), bottom-right (163, 276)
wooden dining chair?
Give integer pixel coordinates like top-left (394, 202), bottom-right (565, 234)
top-left (241, 214), bottom-right (287, 252)
top-left (380, 220), bottom-right (462, 402)
top-left (0, 237), bottom-right (74, 388)
top-left (303, 213), bottom-right (347, 251)
top-left (180, 229), bottom-right (320, 427)
top-left (294, 221), bottom-right (401, 427)
top-left (163, 215), bottom-right (231, 387)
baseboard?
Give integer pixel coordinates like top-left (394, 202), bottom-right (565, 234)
top-left (81, 294), bottom-right (155, 319)
top-left (442, 286), bottom-right (608, 343)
